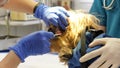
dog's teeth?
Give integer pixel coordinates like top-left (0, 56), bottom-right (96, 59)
top-left (54, 34), bottom-right (61, 37)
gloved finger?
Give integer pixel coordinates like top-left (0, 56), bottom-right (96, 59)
top-left (99, 60), bottom-right (112, 68)
top-left (58, 18), bottom-right (66, 30)
top-left (88, 55), bottom-right (107, 68)
top-left (111, 64), bottom-right (119, 68)
top-left (36, 40), bottom-right (51, 55)
top-left (80, 47), bottom-right (103, 62)
top-left (45, 32), bottom-right (54, 39)
top-left (58, 13), bottom-right (68, 26)
top-left (48, 14), bottom-right (67, 30)
top-left (89, 38), bottom-right (109, 47)
top-left (43, 18), bottom-right (50, 26)
top-left (49, 17), bottom-right (59, 27)
top-left (58, 7), bottom-right (70, 17)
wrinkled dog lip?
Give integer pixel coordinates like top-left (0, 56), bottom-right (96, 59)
top-left (48, 25), bottom-right (65, 37)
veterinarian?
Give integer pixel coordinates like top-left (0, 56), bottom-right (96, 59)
top-left (0, 0), bottom-right (69, 68)
top-left (80, 0), bottom-right (120, 68)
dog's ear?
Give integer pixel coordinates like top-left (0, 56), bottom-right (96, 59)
top-left (87, 14), bottom-right (100, 30)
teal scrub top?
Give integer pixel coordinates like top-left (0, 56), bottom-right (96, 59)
top-left (89, 0), bottom-right (120, 38)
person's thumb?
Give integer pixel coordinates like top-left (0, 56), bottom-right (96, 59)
top-left (46, 32), bottom-right (55, 39)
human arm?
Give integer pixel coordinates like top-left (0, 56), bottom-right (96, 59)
top-left (3, 0), bottom-right (69, 30)
top-left (0, 51), bottom-right (21, 68)
top-left (9, 31), bottom-right (54, 62)
top-left (3, 0), bottom-right (37, 13)
top-left (80, 38), bottom-right (120, 68)
top-left (0, 31), bottom-right (54, 68)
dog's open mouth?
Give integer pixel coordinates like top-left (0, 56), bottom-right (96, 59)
top-left (48, 25), bottom-right (65, 37)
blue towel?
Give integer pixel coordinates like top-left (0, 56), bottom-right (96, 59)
top-left (68, 32), bottom-right (110, 68)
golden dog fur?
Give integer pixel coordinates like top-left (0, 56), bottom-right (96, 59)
top-left (49, 10), bottom-right (100, 64)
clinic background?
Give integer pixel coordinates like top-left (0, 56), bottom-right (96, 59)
top-left (0, 0), bottom-right (93, 68)
top-left (0, 0), bottom-right (94, 37)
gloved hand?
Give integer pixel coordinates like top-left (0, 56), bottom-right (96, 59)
top-left (34, 3), bottom-right (69, 30)
top-left (80, 38), bottom-right (120, 68)
top-left (9, 31), bottom-right (54, 62)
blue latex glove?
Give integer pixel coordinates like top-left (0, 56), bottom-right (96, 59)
top-left (9, 31), bottom-right (54, 62)
top-left (34, 3), bottom-right (69, 30)
top-left (68, 41), bottom-right (81, 68)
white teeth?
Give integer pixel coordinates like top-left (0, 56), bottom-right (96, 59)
top-left (54, 34), bottom-right (61, 37)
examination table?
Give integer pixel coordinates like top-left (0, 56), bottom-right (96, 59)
top-left (0, 53), bottom-right (67, 68)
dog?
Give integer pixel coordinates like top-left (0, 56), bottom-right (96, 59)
top-left (48, 10), bottom-right (101, 64)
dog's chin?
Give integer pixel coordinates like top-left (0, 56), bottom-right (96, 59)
top-left (50, 35), bottom-right (74, 64)
top-left (50, 35), bottom-right (71, 52)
